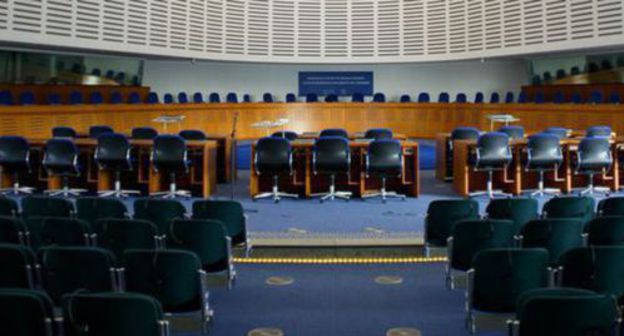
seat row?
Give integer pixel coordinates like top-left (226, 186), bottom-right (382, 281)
top-left (0, 90), bottom-right (145, 106)
top-left (534, 57), bottom-right (624, 84)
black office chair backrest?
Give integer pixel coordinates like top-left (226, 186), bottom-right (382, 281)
top-left (578, 137), bottom-right (612, 170)
top-left (527, 133), bottom-right (562, 168)
top-left (476, 132), bottom-right (511, 167)
top-left (314, 136), bottom-right (350, 173)
top-left (586, 126), bottom-right (612, 138)
top-left (131, 127), bottom-right (158, 140)
top-left (52, 126), bottom-right (77, 138)
top-left (367, 139), bottom-right (402, 176)
top-left (255, 137), bottom-right (292, 174)
top-left (451, 127), bottom-right (480, 140)
top-left (95, 133), bottom-right (131, 163)
top-left (543, 127), bottom-right (569, 139)
top-left (271, 131), bottom-right (298, 141)
top-left (43, 138), bottom-right (78, 168)
top-left (498, 126), bottom-right (525, 139)
top-left (319, 128), bottom-right (349, 138)
top-left (89, 125), bottom-right (114, 139)
top-left (179, 130), bottom-right (207, 140)
top-left (152, 135), bottom-right (187, 170)
top-left (364, 128), bottom-right (393, 140)
top-left (0, 136), bottom-right (29, 166)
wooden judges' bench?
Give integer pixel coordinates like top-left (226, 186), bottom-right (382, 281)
top-left (0, 138), bottom-right (218, 198)
top-left (436, 133), bottom-right (624, 197)
top-left (250, 137), bottom-right (420, 198)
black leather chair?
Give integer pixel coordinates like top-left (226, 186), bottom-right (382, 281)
top-left (525, 133), bottom-right (563, 197)
top-left (52, 126), bottom-right (77, 138)
top-left (179, 130), bottom-right (207, 140)
top-left (311, 137), bottom-right (352, 202)
top-left (447, 127), bottom-right (481, 181)
top-left (88, 125), bottom-right (114, 139)
top-left (253, 137), bottom-right (298, 202)
top-left (576, 137), bottom-right (612, 195)
top-left (364, 128), bottom-right (393, 140)
top-left (42, 138), bottom-right (85, 197)
top-left (586, 126), bottom-right (612, 138)
top-left (498, 125), bottom-right (525, 140)
top-left (324, 94), bottom-right (338, 103)
top-left (271, 131), bottom-right (298, 141)
top-left (363, 139), bottom-right (405, 202)
top-left (469, 132), bottom-right (512, 198)
top-left (150, 135), bottom-right (191, 198)
top-left (131, 127), bottom-right (158, 140)
top-left (543, 127), bottom-right (570, 139)
top-left (94, 133), bottom-right (139, 197)
top-left (0, 136), bottom-right (34, 195)
top-left (319, 128), bottom-right (349, 138)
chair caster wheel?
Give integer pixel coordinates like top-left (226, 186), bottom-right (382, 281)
top-left (320, 199), bottom-right (324, 204)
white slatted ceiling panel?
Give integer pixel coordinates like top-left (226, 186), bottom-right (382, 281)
top-left (247, 0), bottom-right (270, 56)
top-left (0, 0), bottom-right (622, 63)
top-left (324, 0), bottom-right (348, 57)
top-left (402, 0), bottom-right (425, 56)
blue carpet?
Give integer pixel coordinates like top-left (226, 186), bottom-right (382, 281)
top-left (173, 262), bottom-right (494, 336)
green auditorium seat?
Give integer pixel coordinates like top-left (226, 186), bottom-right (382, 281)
top-left (168, 219), bottom-right (236, 288)
top-left (510, 288), bottom-right (619, 336)
top-left (520, 218), bottom-right (584, 266)
top-left (466, 248), bottom-right (550, 334)
top-left (587, 216), bottom-right (624, 246)
top-left (21, 195), bottom-right (74, 219)
top-left (0, 288), bottom-right (56, 336)
top-left (0, 197), bottom-right (18, 216)
top-left (559, 246), bottom-right (624, 301)
top-left (133, 198), bottom-right (187, 240)
top-left (0, 216), bottom-right (27, 244)
top-left (62, 292), bottom-right (169, 336)
top-left (192, 200), bottom-right (251, 256)
top-left (447, 219), bottom-right (515, 289)
top-left (0, 243), bottom-right (37, 289)
top-left (542, 196), bottom-right (595, 228)
top-left (39, 246), bottom-right (117, 304)
top-left (93, 218), bottom-right (159, 262)
top-left (485, 198), bottom-right (538, 235)
top-left (424, 199), bottom-right (480, 256)
top-left (597, 196), bottom-right (624, 216)
top-left (76, 197), bottom-right (129, 226)
top-left (123, 249), bottom-right (212, 334)
top-left (40, 217), bottom-right (91, 247)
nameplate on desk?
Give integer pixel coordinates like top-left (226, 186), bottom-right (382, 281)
top-left (153, 115), bottom-right (185, 123)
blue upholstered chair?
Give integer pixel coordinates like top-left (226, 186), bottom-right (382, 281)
top-left (163, 93), bottom-right (174, 104)
top-left (531, 75), bottom-right (542, 85)
top-left (0, 91), bottom-right (12, 105)
top-left (226, 92), bottom-right (238, 103)
top-left (146, 92), bottom-right (159, 104)
top-left (570, 93), bottom-right (583, 104)
top-left (286, 93), bottom-right (297, 103)
top-left (490, 92), bottom-right (500, 103)
top-left (556, 69), bottom-right (566, 79)
top-left (306, 93), bottom-right (319, 103)
top-left (474, 92), bottom-right (484, 104)
top-left (324, 94), bottom-right (338, 103)
top-left (69, 91), bottom-right (83, 105)
top-left (178, 92), bottom-right (189, 104)
top-left (417, 92), bottom-right (430, 103)
top-left (504, 92), bottom-right (515, 103)
top-left (399, 94), bottom-right (411, 103)
top-left (372, 93), bottom-right (386, 103)
top-left (533, 92), bottom-right (545, 104)
top-left (89, 92), bottom-right (104, 105)
top-left (128, 92), bottom-right (142, 104)
top-left (209, 93), bottom-right (220, 103)
top-left (262, 93), bottom-right (273, 103)
top-left (352, 92), bottom-right (364, 102)
top-left (589, 91), bottom-right (604, 104)
top-left (455, 93), bottom-right (467, 103)
top-left (438, 92), bottom-right (450, 103)
top-left (110, 92), bottom-right (123, 104)
top-left (543, 72), bottom-right (552, 82)
top-left (18, 92), bottom-right (35, 105)
top-left (91, 68), bottom-right (101, 76)
top-left (243, 94), bottom-right (251, 103)
top-left (47, 94), bottom-right (62, 105)
top-left (517, 92), bottom-right (528, 103)
top-left (608, 92), bottom-right (620, 104)
top-left (553, 92), bottom-right (565, 104)
top-left (586, 126), bottom-right (612, 138)
top-left (193, 92), bottom-right (203, 103)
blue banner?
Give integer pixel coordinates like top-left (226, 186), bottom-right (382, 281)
top-left (298, 71), bottom-right (373, 96)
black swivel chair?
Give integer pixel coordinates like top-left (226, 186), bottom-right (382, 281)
top-left (131, 127), bottom-right (158, 140)
top-left (469, 132), bottom-right (512, 198)
top-left (271, 131), bottom-right (298, 141)
top-left (363, 139), bottom-right (405, 202)
top-left (498, 125), bottom-right (525, 140)
top-left (253, 137), bottom-right (298, 202)
top-left (179, 130), bottom-right (207, 141)
top-left (150, 135), bottom-right (191, 198)
top-left (52, 126), bottom-right (77, 138)
top-left (94, 133), bottom-right (139, 197)
top-left (42, 138), bottom-right (85, 197)
top-left (525, 133), bottom-right (563, 197)
top-left (311, 137), bottom-right (352, 202)
top-left (319, 128), bottom-right (349, 138)
top-left (89, 125), bottom-right (114, 139)
top-left (586, 125), bottom-right (612, 138)
top-left (0, 136), bottom-right (34, 195)
top-left (575, 137), bottom-right (612, 196)
top-left (543, 127), bottom-right (570, 139)
top-left (364, 128), bottom-right (393, 140)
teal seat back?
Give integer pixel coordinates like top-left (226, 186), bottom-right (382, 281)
top-left (40, 217), bottom-right (90, 248)
top-left (521, 218), bottom-right (584, 266)
top-left (124, 249), bottom-right (201, 312)
top-left (0, 288), bottom-right (55, 336)
top-left (425, 199), bottom-right (479, 247)
top-left (0, 244), bottom-right (35, 288)
top-left (94, 218), bottom-right (158, 262)
top-left (63, 292), bottom-right (164, 336)
top-left (76, 197), bottom-right (128, 226)
top-left (0, 197), bottom-right (18, 216)
top-left (472, 248), bottom-right (549, 313)
top-left (517, 289), bottom-right (618, 336)
top-left (0, 216), bottom-right (26, 244)
top-left (560, 246), bottom-right (624, 298)
top-left (40, 246), bottom-right (116, 304)
top-left (587, 216), bottom-right (624, 246)
top-left (169, 219), bottom-right (229, 271)
top-left (543, 196), bottom-right (595, 227)
top-left (450, 219), bottom-right (515, 271)
top-left (486, 198), bottom-right (538, 234)
top-left (21, 196), bottom-right (74, 219)
top-left (133, 199), bottom-right (186, 235)
top-left (192, 200), bottom-right (245, 244)
top-left (597, 196), bottom-right (624, 216)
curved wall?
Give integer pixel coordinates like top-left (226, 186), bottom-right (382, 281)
top-left (0, 0), bottom-right (622, 64)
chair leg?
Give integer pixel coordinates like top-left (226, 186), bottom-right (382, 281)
top-left (469, 171), bottom-right (510, 199)
top-left (362, 177), bottom-right (406, 203)
top-left (98, 172), bottom-right (140, 198)
top-left (253, 175), bottom-right (298, 203)
top-left (528, 170), bottom-right (560, 197)
top-left (150, 172), bottom-right (190, 198)
top-left (310, 175), bottom-right (352, 202)
top-left (578, 173), bottom-right (611, 196)
top-left (45, 176), bottom-right (85, 197)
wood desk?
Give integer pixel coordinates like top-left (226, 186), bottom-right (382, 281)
top-left (249, 139), bottom-right (419, 198)
top-left (1, 138), bottom-right (218, 198)
top-left (299, 132), bottom-right (408, 140)
top-left (452, 138), bottom-right (620, 197)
